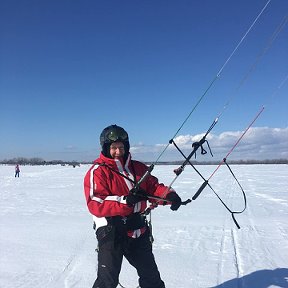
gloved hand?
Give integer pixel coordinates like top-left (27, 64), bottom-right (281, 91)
top-left (125, 188), bottom-right (148, 206)
top-left (165, 192), bottom-right (182, 211)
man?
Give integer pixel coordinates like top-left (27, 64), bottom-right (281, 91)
top-left (84, 124), bottom-right (182, 288)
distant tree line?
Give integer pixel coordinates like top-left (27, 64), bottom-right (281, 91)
top-left (0, 157), bottom-right (85, 166)
top-left (0, 157), bottom-right (287, 166)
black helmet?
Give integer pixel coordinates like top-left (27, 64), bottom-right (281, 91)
top-left (100, 124), bottom-right (130, 159)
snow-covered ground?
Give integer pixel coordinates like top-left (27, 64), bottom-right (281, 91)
top-left (0, 164), bottom-right (287, 288)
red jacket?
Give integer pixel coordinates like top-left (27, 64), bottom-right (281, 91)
top-left (84, 152), bottom-right (174, 238)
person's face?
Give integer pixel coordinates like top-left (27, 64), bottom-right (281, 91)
top-left (109, 141), bottom-right (125, 159)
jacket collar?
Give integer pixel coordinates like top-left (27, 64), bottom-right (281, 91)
top-left (96, 152), bottom-right (131, 168)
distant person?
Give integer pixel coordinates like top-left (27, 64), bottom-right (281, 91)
top-left (15, 164), bottom-right (20, 177)
top-left (84, 124), bottom-right (182, 288)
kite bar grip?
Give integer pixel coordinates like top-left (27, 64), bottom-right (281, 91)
top-left (192, 180), bottom-right (208, 200)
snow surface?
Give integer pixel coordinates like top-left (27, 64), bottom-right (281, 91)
top-left (0, 164), bottom-right (287, 288)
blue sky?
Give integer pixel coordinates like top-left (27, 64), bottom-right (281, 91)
top-left (1, 0), bottom-right (287, 162)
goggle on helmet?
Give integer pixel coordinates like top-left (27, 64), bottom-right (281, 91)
top-left (100, 125), bottom-right (129, 146)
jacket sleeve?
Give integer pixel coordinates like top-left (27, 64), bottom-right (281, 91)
top-left (145, 174), bottom-right (174, 200)
top-left (134, 161), bottom-right (176, 202)
top-left (84, 164), bottom-right (133, 218)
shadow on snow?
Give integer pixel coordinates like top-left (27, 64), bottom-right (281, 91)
top-left (210, 268), bottom-right (288, 288)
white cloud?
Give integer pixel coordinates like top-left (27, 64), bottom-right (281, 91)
top-left (131, 127), bottom-right (288, 162)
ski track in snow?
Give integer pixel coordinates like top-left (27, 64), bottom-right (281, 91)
top-left (1, 164), bottom-right (288, 288)
top-left (46, 230), bottom-right (90, 288)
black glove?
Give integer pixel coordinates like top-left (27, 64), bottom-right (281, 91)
top-left (165, 192), bottom-right (182, 211)
top-left (125, 188), bottom-right (148, 206)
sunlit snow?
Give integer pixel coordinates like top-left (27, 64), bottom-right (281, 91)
top-left (0, 164), bottom-right (287, 288)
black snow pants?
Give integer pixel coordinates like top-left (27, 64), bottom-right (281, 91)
top-left (92, 223), bottom-right (165, 288)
